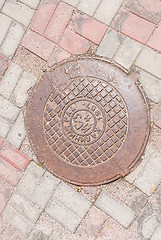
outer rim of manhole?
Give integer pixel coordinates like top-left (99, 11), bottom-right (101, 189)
top-left (25, 56), bottom-right (150, 186)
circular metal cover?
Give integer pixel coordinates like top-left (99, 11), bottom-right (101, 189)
top-left (26, 57), bottom-right (149, 186)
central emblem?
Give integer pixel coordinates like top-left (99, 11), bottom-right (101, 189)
top-left (62, 99), bottom-right (106, 145)
top-left (43, 76), bottom-right (129, 167)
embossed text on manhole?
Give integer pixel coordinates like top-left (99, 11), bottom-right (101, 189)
top-left (26, 57), bottom-right (149, 185)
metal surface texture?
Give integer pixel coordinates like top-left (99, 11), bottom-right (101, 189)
top-left (26, 57), bottom-right (150, 186)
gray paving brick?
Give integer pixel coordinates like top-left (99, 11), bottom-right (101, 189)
top-left (46, 198), bottom-right (82, 233)
top-left (63, 0), bottom-right (79, 7)
top-left (77, 0), bottom-right (100, 16)
top-left (96, 28), bottom-right (124, 59)
top-left (0, 95), bottom-right (20, 123)
top-left (3, 205), bottom-right (34, 237)
top-left (0, 116), bottom-right (10, 138)
top-left (125, 144), bottom-right (154, 184)
top-left (2, 0), bottom-right (35, 27)
top-left (0, 0), bottom-right (5, 9)
top-left (7, 112), bottom-right (26, 149)
top-left (17, 162), bottom-right (45, 198)
top-left (20, 0), bottom-right (40, 9)
top-left (151, 224), bottom-right (161, 240)
top-left (9, 192), bottom-right (42, 223)
top-left (138, 70), bottom-right (161, 103)
top-left (29, 212), bottom-right (55, 240)
top-left (53, 182), bottom-right (92, 218)
top-left (136, 47), bottom-right (161, 80)
top-left (134, 149), bottom-right (161, 196)
top-left (0, 13), bottom-right (12, 46)
top-left (0, 62), bottom-right (23, 99)
top-left (95, 191), bottom-right (136, 228)
top-left (115, 37), bottom-right (142, 70)
top-left (94, 0), bottom-right (123, 25)
top-left (11, 71), bottom-right (37, 107)
top-left (32, 171), bottom-right (60, 209)
top-left (0, 21), bottom-right (25, 59)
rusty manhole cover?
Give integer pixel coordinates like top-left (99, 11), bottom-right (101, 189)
top-left (26, 57), bottom-right (149, 186)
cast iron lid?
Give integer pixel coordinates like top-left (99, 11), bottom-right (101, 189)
top-left (26, 57), bottom-right (150, 186)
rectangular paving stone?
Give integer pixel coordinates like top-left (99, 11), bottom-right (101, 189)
top-left (20, 0), bottom-right (40, 9)
top-left (125, 0), bottom-right (161, 24)
top-left (112, 12), bottom-right (155, 44)
top-left (95, 190), bottom-right (136, 228)
top-left (21, 30), bottom-right (55, 61)
top-left (76, 206), bottom-right (108, 239)
top-left (0, 157), bottom-right (22, 186)
top-left (53, 182), bottom-right (92, 218)
top-left (0, 179), bottom-right (13, 215)
top-left (0, 116), bottom-right (10, 138)
top-left (29, 212), bottom-right (55, 239)
top-left (11, 71), bottom-right (37, 107)
top-left (77, 0), bottom-right (100, 16)
top-left (0, 21), bottom-right (25, 59)
top-left (0, 62), bottom-right (23, 99)
top-left (44, 2), bottom-right (73, 44)
top-left (0, 142), bottom-right (30, 172)
top-left (3, 205), bottom-right (34, 237)
top-left (0, 95), bottom-right (20, 123)
top-left (16, 162), bottom-right (45, 198)
top-left (96, 28), bottom-right (124, 59)
top-left (138, 70), bottom-right (161, 103)
top-left (115, 37), bottom-right (142, 70)
top-left (7, 112), bottom-right (26, 149)
top-left (30, 0), bottom-right (58, 35)
top-left (134, 149), bottom-right (161, 196)
top-left (2, 0), bottom-right (35, 27)
top-left (59, 29), bottom-right (90, 54)
top-left (32, 171), bottom-right (60, 208)
top-left (94, 0), bottom-right (123, 25)
top-left (46, 198), bottom-right (82, 233)
top-left (0, 13), bottom-right (12, 46)
top-left (73, 13), bottom-right (108, 45)
top-left (47, 46), bottom-right (71, 67)
top-left (136, 47), bottom-right (161, 79)
top-left (9, 192), bottom-right (42, 223)
top-left (125, 144), bottom-right (154, 184)
top-left (147, 21), bottom-right (161, 53)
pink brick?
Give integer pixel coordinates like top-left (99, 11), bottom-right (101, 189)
top-left (0, 142), bottom-right (30, 172)
top-left (47, 46), bottom-right (71, 67)
top-left (76, 206), bottom-right (108, 239)
top-left (0, 158), bottom-right (22, 186)
top-left (30, 0), bottom-right (59, 35)
top-left (59, 29), bottom-right (90, 54)
top-left (148, 23), bottom-right (161, 52)
top-left (112, 11), bottom-right (156, 44)
top-left (21, 30), bottom-right (55, 60)
top-left (0, 54), bottom-right (8, 77)
top-left (0, 180), bottom-right (13, 215)
top-left (125, 0), bottom-right (161, 24)
top-left (44, 2), bottom-right (73, 43)
top-left (73, 13), bottom-right (108, 45)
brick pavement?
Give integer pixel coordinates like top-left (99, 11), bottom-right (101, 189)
top-left (0, 0), bottom-right (161, 239)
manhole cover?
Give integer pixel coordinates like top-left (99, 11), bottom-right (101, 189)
top-left (26, 57), bottom-right (149, 186)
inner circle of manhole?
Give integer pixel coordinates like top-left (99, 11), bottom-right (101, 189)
top-left (26, 57), bottom-right (149, 186)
